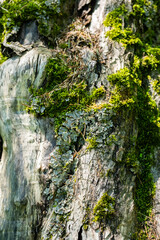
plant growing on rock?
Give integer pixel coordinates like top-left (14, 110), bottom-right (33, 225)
top-left (93, 192), bottom-right (115, 223)
top-left (104, 0), bottom-right (160, 238)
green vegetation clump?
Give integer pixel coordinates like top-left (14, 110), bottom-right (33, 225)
top-left (0, 0), bottom-right (60, 63)
top-left (0, 0), bottom-right (61, 38)
top-left (93, 192), bottom-right (115, 223)
top-left (0, 51), bottom-right (7, 64)
top-left (104, 4), bottom-right (142, 47)
top-left (104, 0), bottom-right (160, 237)
top-left (86, 136), bottom-right (98, 150)
top-left (43, 57), bottom-right (71, 91)
top-left (0, 0), bottom-right (75, 63)
top-left (104, 0), bottom-right (160, 48)
top-left (28, 82), bottom-right (106, 130)
top-left (26, 55), bottom-right (106, 130)
top-left (107, 66), bottom-right (140, 109)
top-left (82, 207), bottom-right (91, 231)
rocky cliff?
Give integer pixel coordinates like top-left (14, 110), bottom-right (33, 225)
top-left (0, 0), bottom-right (160, 240)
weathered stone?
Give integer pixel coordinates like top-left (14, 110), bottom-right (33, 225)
top-left (0, 47), bottom-right (55, 240)
top-left (0, 0), bottom-right (160, 239)
top-left (2, 21), bottom-right (41, 56)
top-left (20, 21), bottom-right (39, 46)
top-left (2, 30), bottom-right (32, 56)
top-left (78, 0), bottom-right (92, 10)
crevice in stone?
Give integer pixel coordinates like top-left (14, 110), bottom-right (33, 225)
top-left (35, 53), bottom-right (40, 80)
top-left (90, 0), bottom-right (97, 14)
top-left (100, 230), bottom-right (103, 240)
top-left (95, 58), bottom-right (102, 79)
top-left (77, 0), bottom-right (97, 26)
top-left (0, 135), bottom-right (3, 161)
top-left (78, 226), bottom-right (83, 240)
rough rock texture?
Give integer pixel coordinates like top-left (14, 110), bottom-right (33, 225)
top-left (2, 21), bottom-right (41, 56)
top-left (41, 0), bottom-right (138, 239)
top-left (0, 45), bottom-right (55, 239)
top-left (0, 0), bottom-right (160, 239)
top-left (78, 0), bottom-right (92, 10)
top-left (65, 147), bottom-right (136, 240)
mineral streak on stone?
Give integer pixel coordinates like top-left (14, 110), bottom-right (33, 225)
top-left (0, 45), bottom-right (55, 239)
top-left (0, 0), bottom-right (160, 239)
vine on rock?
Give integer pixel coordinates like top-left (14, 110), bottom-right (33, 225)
top-left (2, 0), bottom-right (159, 238)
top-left (104, 0), bottom-right (160, 238)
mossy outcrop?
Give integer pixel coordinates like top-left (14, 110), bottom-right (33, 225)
top-left (0, 0), bottom-right (160, 240)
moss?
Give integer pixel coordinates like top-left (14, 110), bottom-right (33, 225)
top-left (152, 77), bottom-right (160, 94)
top-left (44, 57), bottom-right (71, 91)
top-left (0, 50), bottom-right (7, 64)
top-left (0, 0), bottom-right (71, 59)
top-left (91, 86), bottom-right (106, 100)
top-left (26, 54), bottom-right (107, 132)
top-left (105, 169), bottom-right (113, 178)
top-left (107, 67), bottom-right (138, 110)
top-left (104, 0), bottom-right (160, 47)
top-left (104, 0), bottom-right (160, 236)
top-left (27, 81), bottom-right (106, 132)
top-left (82, 207), bottom-right (90, 231)
top-left (104, 4), bottom-right (142, 47)
top-left (93, 192), bottom-right (115, 223)
top-left (86, 136), bottom-right (98, 150)
top-left (0, 0), bottom-right (61, 38)
top-left (0, 0), bottom-right (75, 61)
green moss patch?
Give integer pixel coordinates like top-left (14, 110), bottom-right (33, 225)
top-left (93, 192), bottom-right (115, 223)
top-left (104, 0), bottom-right (160, 237)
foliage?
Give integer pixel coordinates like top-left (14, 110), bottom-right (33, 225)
top-left (93, 192), bottom-right (115, 223)
top-left (0, 0), bottom-right (61, 38)
top-left (44, 57), bottom-right (71, 91)
top-left (82, 207), bottom-right (91, 231)
top-left (86, 136), bottom-right (98, 149)
top-left (26, 55), bottom-right (106, 131)
top-left (104, 0), bottom-right (160, 236)
top-left (104, 4), bottom-right (142, 47)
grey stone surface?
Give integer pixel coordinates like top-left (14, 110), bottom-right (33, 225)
top-left (65, 127), bottom-right (136, 240)
top-left (0, 47), bottom-right (55, 240)
top-left (78, 0), bottom-right (92, 10)
top-left (0, 0), bottom-right (160, 239)
top-left (2, 21), bottom-right (41, 56)
top-left (20, 21), bottom-right (39, 46)
top-left (41, 0), bottom-right (137, 239)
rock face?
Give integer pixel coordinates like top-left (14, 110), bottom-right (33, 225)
top-left (41, 0), bottom-right (138, 239)
top-left (0, 0), bottom-right (160, 240)
top-left (0, 46), bottom-right (55, 239)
